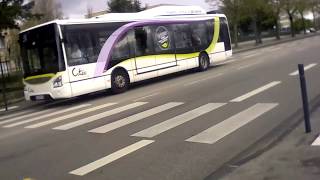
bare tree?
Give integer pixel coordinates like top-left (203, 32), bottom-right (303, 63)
top-left (310, 0), bottom-right (320, 29)
top-left (21, 0), bottom-right (63, 29)
top-left (86, 5), bottom-right (94, 18)
top-left (33, 0), bottom-right (63, 23)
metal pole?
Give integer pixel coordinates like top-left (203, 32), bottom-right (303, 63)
top-left (298, 64), bottom-right (311, 133)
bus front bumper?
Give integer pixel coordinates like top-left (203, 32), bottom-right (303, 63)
top-left (24, 83), bottom-right (72, 101)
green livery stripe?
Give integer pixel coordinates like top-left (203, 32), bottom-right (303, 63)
top-left (24, 73), bottom-right (56, 81)
top-left (206, 17), bottom-right (220, 54)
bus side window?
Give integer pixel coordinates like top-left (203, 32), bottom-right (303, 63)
top-left (172, 24), bottom-right (193, 54)
top-left (190, 22), bottom-right (209, 50)
top-left (110, 33), bottom-right (130, 67)
top-left (206, 20), bottom-right (214, 44)
top-left (134, 26), bottom-right (154, 57)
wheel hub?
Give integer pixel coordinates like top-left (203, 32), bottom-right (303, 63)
top-left (115, 75), bottom-right (126, 88)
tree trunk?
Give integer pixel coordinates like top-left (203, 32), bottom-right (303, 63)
top-left (252, 16), bottom-right (261, 45)
top-left (233, 23), bottom-right (239, 48)
top-left (300, 11), bottom-right (307, 34)
top-left (289, 13), bottom-right (295, 37)
top-left (312, 8), bottom-right (317, 30)
top-left (275, 18), bottom-right (281, 40)
top-left (275, 11), bottom-right (281, 40)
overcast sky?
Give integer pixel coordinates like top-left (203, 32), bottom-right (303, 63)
top-left (59, 0), bottom-right (212, 18)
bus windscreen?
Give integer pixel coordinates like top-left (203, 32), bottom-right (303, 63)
top-left (20, 24), bottom-right (64, 78)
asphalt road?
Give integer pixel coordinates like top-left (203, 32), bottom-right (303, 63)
top-left (1, 36), bottom-right (320, 180)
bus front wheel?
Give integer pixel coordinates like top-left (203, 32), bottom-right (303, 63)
top-left (111, 69), bottom-right (129, 94)
top-left (198, 53), bottom-right (210, 71)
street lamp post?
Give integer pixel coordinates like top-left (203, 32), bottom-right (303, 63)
top-left (0, 34), bottom-right (8, 111)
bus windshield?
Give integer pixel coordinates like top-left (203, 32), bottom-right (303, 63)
top-left (20, 23), bottom-right (65, 78)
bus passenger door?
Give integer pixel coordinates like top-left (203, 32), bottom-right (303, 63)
top-left (133, 26), bottom-right (158, 80)
top-left (153, 25), bottom-right (178, 76)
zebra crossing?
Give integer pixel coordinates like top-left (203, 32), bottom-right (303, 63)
top-left (0, 100), bottom-right (278, 142)
top-left (0, 100), bottom-right (278, 177)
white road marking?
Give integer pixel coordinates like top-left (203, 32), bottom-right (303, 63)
top-left (53, 102), bottom-right (147, 130)
top-left (184, 73), bottom-right (223, 86)
top-left (215, 60), bottom-right (235, 66)
top-left (89, 102), bottom-right (184, 134)
top-left (241, 52), bottom-right (260, 59)
top-left (3, 104), bottom-right (91, 128)
top-left (69, 140), bottom-right (154, 176)
top-left (289, 63), bottom-right (317, 76)
top-left (0, 109), bottom-right (32, 121)
top-left (223, 59), bottom-right (236, 63)
top-left (0, 106), bottom-right (19, 112)
top-left (311, 135), bottom-right (320, 146)
top-left (186, 103), bottom-right (278, 144)
top-left (0, 107), bottom-right (65, 125)
top-left (131, 103), bottom-right (226, 138)
top-left (25, 103), bottom-right (117, 129)
top-left (237, 62), bottom-right (259, 70)
top-left (268, 47), bottom-right (282, 51)
top-left (242, 54), bottom-right (257, 59)
top-left (133, 92), bottom-right (159, 102)
top-left (230, 81), bottom-right (281, 102)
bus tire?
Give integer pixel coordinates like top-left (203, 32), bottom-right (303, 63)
top-left (198, 52), bottom-right (210, 71)
top-left (111, 69), bottom-right (130, 94)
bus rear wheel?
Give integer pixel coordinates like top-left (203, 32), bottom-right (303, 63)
top-left (111, 69), bottom-right (129, 94)
top-left (198, 53), bottom-right (210, 71)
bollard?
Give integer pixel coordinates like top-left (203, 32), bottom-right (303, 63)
top-left (298, 64), bottom-right (311, 133)
top-left (0, 62), bottom-right (8, 111)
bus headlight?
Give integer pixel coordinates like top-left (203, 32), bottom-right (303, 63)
top-left (53, 76), bottom-right (63, 88)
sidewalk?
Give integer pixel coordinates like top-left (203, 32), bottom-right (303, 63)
top-left (233, 33), bottom-right (319, 54)
top-left (218, 98), bottom-right (320, 180)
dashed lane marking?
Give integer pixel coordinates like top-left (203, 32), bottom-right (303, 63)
top-left (230, 81), bottom-right (281, 102)
top-left (289, 63), bottom-right (317, 76)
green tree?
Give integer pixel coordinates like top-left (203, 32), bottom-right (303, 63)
top-left (0, 0), bottom-right (35, 30)
top-left (132, 0), bottom-right (142, 12)
top-left (212, 0), bottom-right (244, 48)
top-left (107, 0), bottom-right (143, 13)
top-left (268, 0), bottom-right (283, 40)
top-left (281, 0), bottom-right (298, 37)
top-left (242, 0), bottom-right (272, 44)
top-left (296, 0), bottom-right (310, 34)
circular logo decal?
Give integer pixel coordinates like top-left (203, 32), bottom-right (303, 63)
top-left (155, 26), bottom-right (170, 50)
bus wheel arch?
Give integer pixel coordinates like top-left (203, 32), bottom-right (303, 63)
top-left (198, 51), bottom-right (210, 71)
top-left (111, 67), bottom-right (130, 94)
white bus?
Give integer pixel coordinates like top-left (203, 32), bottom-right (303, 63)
top-left (19, 6), bottom-right (232, 101)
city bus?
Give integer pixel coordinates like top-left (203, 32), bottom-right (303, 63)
top-left (19, 6), bottom-right (232, 101)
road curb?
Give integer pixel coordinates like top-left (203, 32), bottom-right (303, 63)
top-left (233, 33), bottom-right (320, 54)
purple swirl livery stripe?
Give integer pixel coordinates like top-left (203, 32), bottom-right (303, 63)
top-left (94, 18), bottom-right (212, 77)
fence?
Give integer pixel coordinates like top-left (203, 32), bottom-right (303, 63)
top-left (0, 58), bottom-right (24, 108)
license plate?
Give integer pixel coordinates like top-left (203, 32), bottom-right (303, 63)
top-left (35, 95), bottom-right (45, 100)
